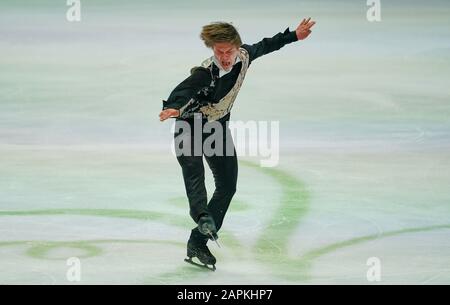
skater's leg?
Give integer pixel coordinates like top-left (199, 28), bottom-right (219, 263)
top-left (204, 153), bottom-right (237, 231)
top-left (177, 149), bottom-right (216, 261)
top-left (174, 117), bottom-right (218, 268)
top-left (174, 119), bottom-right (209, 223)
top-left (204, 125), bottom-right (238, 232)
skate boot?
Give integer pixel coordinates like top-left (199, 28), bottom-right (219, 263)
top-left (184, 231), bottom-right (217, 271)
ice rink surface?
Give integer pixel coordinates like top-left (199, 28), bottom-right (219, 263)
top-left (1, 0), bottom-right (449, 284)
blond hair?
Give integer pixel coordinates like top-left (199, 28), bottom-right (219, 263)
top-left (200, 22), bottom-right (242, 48)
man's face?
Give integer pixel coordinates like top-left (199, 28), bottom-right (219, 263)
top-left (212, 42), bottom-right (239, 71)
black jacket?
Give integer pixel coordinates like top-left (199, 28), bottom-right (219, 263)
top-left (163, 28), bottom-right (298, 120)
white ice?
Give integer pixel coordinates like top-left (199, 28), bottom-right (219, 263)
top-left (1, 0), bottom-right (449, 284)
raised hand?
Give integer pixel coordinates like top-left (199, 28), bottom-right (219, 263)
top-left (296, 17), bottom-right (316, 40)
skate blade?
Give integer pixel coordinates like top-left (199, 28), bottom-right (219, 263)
top-left (184, 257), bottom-right (216, 271)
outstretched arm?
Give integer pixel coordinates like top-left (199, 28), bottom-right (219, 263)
top-left (241, 18), bottom-right (316, 63)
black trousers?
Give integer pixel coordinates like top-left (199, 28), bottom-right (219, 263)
top-left (174, 115), bottom-right (237, 243)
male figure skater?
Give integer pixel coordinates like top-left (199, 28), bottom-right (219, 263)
top-left (159, 18), bottom-right (315, 270)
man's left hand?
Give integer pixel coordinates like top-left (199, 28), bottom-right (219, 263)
top-left (296, 17), bottom-right (316, 40)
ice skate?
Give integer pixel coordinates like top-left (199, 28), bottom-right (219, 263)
top-left (184, 237), bottom-right (217, 271)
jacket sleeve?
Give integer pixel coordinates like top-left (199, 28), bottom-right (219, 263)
top-left (162, 67), bottom-right (212, 110)
top-left (241, 28), bottom-right (298, 64)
